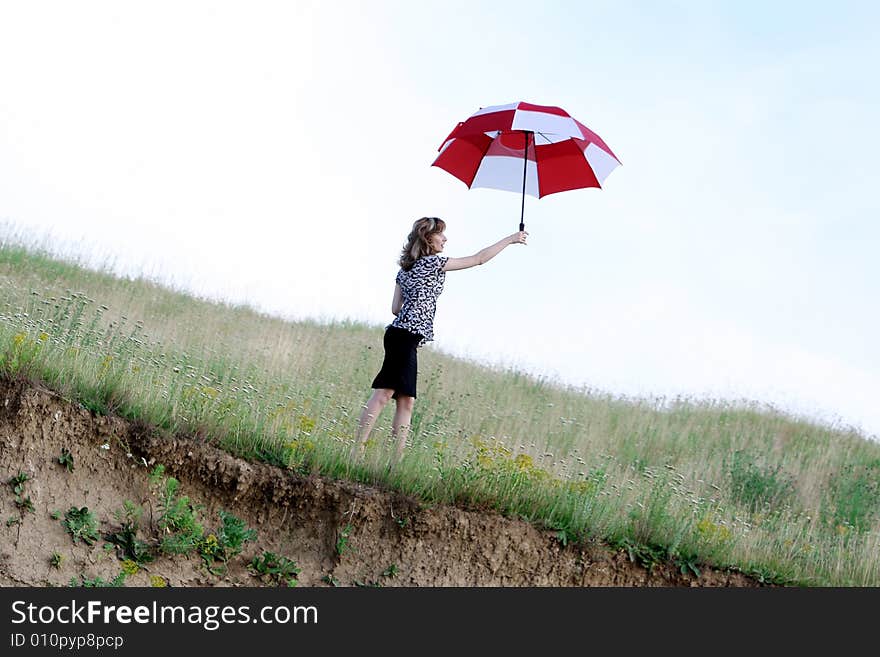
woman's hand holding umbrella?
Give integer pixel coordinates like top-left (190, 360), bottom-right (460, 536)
top-left (509, 230), bottom-right (528, 245)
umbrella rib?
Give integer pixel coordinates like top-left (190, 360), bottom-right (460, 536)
top-left (535, 131), bottom-right (553, 145)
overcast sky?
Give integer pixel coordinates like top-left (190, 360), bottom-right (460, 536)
top-left (1, 1), bottom-right (878, 439)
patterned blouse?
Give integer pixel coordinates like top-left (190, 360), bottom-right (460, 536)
top-left (389, 254), bottom-right (449, 347)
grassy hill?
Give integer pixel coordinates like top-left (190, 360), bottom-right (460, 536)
top-left (1, 232), bottom-right (879, 586)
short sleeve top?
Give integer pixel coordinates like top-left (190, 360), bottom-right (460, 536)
top-left (388, 254), bottom-right (449, 347)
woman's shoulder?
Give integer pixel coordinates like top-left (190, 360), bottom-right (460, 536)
top-left (415, 254), bottom-right (447, 268)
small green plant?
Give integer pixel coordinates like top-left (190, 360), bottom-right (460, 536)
top-left (322, 574), bottom-right (340, 587)
top-left (197, 510), bottom-right (257, 575)
top-left (63, 507), bottom-right (100, 545)
top-left (50, 509), bottom-right (63, 520)
top-left (105, 501), bottom-right (154, 565)
top-left (382, 564), bottom-right (399, 578)
top-left (153, 471), bottom-right (205, 555)
top-left (120, 559), bottom-right (140, 576)
top-left (216, 510), bottom-right (258, 560)
top-left (547, 521), bottom-right (581, 548)
top-left (249, 551), bottom-right (301, 587)
top-left (69, 571), bottom-right (126, 588)
top-left (148, 464), bottom-right (166, 486)
top-left (354, 579), bottom-right (381, 588)
top-left (58, 447), bottom-right (75, 472)
top-left (739, 565), bottom-right (791, 586)
top-left (50, 552), bottom-right (64, 569)
top-left (616, 537), bottom-right (667, 572)
top-left (673, 551), bottom-right (702, 578)
top-left (6, 516), bottom-right (20, 527)
top-left (7, 471), bottom-right (35, 514)
top-left (336, 524), bottom-right (353, 557)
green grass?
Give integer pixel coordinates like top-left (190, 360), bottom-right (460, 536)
top-left (2, 229), bottom-right (880, 586)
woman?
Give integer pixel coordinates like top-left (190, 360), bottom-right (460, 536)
top-left (352, 216), bottom-right (528, 462)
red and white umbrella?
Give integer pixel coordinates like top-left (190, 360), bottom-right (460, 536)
top-left (432, 101), bottom-right (621, 230)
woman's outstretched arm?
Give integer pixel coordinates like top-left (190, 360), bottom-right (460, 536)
top-left (442, 231), bottom-right (528, 272)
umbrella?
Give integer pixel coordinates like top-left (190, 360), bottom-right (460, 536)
top-left (431, 101), bottom-right (621, 231)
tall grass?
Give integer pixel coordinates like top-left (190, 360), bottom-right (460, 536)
top-left (1, 230), bottom-right (879, 585)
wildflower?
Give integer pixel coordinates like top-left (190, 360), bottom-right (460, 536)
top-left (121, 559), bottom-right (140, 575)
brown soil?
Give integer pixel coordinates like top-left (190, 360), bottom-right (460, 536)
top-left (0, 376), bottom-right (765, 587)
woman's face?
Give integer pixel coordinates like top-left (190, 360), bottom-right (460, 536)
top-left (428, 231), bottom-right (447, 253)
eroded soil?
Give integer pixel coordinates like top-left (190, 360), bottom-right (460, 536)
top-left (0, 377), bottom-right (764, 587)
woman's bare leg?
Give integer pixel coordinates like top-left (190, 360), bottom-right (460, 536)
top-left (351, 388), bottom-right (394, 458)
top-left (391, 395), bottom-right (415, 462)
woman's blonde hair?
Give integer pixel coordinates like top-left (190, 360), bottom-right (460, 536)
top-left (398, 216), bottom-right (446, 271)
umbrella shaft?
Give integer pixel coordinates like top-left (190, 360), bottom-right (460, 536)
top-left (520, 131), bottom-right (531, 232)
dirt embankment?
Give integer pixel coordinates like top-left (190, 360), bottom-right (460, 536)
top-left (0, 377), bottom-right (764, 587)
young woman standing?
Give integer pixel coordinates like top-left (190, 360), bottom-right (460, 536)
top-left (352, 216), bottom-right (528, 461)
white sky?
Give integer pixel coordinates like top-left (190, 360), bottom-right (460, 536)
top-left (1, 1), bottom-right (878, 439)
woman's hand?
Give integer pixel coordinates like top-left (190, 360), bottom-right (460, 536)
top-left (508, 230), bottom-right (529, 245)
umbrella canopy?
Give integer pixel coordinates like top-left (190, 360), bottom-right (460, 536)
top-left (432, 101), bottom-right (621, 230)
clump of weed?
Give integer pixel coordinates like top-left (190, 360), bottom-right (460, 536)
top-left (725, 450), bottom-right (796, 515)
top-left (382, 564), bottom-right (399, 579)
top-left (69, 571), bottom-right (126, 588)
top-left (7, 472), bottom-right (35, 514)
top-left (216, 510), bottom-right (257, 559)
top-left (58, 447), bottom-right (75, 472)
top-left (105, 501), bottom-right (154, 565)
top-left (149, 465), bottom-right (257, 576)
top-left (120, 559), bottom-right (140, 576)
top-left (63, 507), bottom-right (100, 545)
top-left (50, 552), bottom-right (64, 569)
top-left (670, 548), bottom-right (702, 578)
top-left (198, 510), bottom-right (257, 575)
top-left (249, 551), bottom-right (301, 587)
top-left (335, 524), bottom-right (353, 557)
top-left (821, 461), bottom-right (880, 534)
top-left (614, 537), bottom-right (669, 573)
top-left (151, 466), bottom-right (204, 555)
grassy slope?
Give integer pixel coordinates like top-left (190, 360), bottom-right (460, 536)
top-left (1, 236), bottom-right (879, 586)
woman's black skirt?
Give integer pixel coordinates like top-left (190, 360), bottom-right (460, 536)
top-left (371, 326), bottom-right (422, 399)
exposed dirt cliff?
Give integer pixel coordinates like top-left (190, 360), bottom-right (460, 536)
top-left (0, 377), bottom-right (763, 587)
